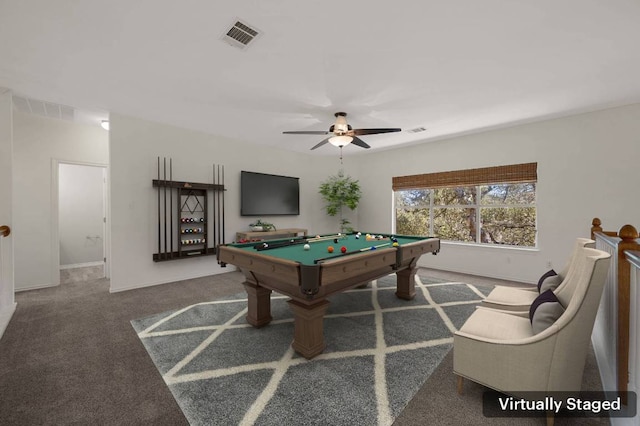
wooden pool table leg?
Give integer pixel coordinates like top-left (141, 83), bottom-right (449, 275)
top-left (287, 299), bottom-right (330, 359)
top-left (243, 281), bottom-right (273, 327)
top-left (396, 267), bottom-right (417, 300)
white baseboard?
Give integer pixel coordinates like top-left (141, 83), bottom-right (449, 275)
top-left (0, 303), bottom-right (17, 339)
top-left (419, 262), bottom-right (535, 285)
top-left (60, 261), bottom-right (104, 270)
top-left (109, 265), bottom-right (238, 293)
top-left (15, 282), bottom-right (57, 292)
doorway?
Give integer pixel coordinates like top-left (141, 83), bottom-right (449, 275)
top-left (57, 162), bottom-right (107, 284)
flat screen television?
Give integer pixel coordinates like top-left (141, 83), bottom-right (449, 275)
top-left (241, 171), bottom-right (300, 216)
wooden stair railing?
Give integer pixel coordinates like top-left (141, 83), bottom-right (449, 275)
top-left (591, 217), bottom-right (640, 405)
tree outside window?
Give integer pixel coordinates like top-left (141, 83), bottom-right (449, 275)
top-left (395, 183), bottom-right (536, 247)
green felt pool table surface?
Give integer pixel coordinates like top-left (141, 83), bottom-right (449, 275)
top-left (227, 233), bottom-right (430, 266)
top-left (217, 232), bottom-right (440, 358)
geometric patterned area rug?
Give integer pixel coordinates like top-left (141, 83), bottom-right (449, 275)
top-left (131, 273), bottom-right (492, 426)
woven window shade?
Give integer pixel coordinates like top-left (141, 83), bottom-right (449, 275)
top-left (392, 162), bottom-right (537, 191)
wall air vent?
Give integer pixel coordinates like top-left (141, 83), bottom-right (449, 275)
top-left (408, 127), bottom-right (427, 133)
top-left (221, 19), bottom-right (261, 50)
top-left (12, 95), bottom-right (75, 121)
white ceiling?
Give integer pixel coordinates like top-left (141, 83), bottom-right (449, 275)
top-left (1, 0), bottom-right (639, 155)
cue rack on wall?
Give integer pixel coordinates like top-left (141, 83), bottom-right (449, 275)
top-left (152, 157), bottom-right (225, 262)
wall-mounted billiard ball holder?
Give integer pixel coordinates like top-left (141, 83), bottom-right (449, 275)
top-left (152, 157), bottom-right (226, 262)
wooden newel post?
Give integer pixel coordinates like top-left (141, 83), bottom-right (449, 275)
top-left (617, 224), bottom-right (640, 405)
top-left (591, 217), bottom-right (602, 240)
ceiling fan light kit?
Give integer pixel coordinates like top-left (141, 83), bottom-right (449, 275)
top-left (329, 135), bottom-right (353, 147)
top-left (283, 111), bottom-right (401, 151)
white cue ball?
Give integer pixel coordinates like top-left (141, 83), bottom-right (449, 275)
top-left (303, 244), bottom-right (311, 250)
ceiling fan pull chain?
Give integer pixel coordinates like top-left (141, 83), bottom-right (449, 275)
top-left (340, 146), bottom-right (344, 164)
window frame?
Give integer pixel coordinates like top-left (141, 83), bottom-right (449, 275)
top-left (393, 163), bottom-right (538, 248)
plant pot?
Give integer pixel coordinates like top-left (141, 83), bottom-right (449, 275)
top-left (251, 226), bottom-right (264, 231)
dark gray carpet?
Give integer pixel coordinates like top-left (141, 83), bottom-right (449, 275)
top-left (131, 275), bottom-right (490, 425)
top-left (0, 268), bottom-right (607, 425)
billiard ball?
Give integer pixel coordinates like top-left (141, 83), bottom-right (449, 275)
top-left (340, 246), bottom-right (347, 253)
top-left (355, 235), bottom-right (360, 239)
top-left (262, 243), bottom-right (269, 248)
top-left (303, 244), bottom-right (310, 250)
top-left (392, 242), bottom-right (399, 247)
top-left (327, 246), bottom-right (334, 253)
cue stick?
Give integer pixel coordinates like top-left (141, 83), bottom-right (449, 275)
top-left (157, 157), bottom-right (161, 260)
top-left (255, 233), bottom-right (351, 250)
top-left (221, 165), bottom-right (225, 245)
top-left (306, 234), bottom-right (346, 243)
top-left (313, 242), bottom-right (392, 264)
top-left (254, 238), bottom-right (307, 250)
top-left (211, 163), bottom-right (218, 249)
top-left (217, 165), bottom-right (221, 248)
top-left (253, 234), bottom-right (344, 249)
top-left (361, 242), bottom-right (391, 251)
top-left (169, 158), bottom-right (173, 259)
top-left (163, 157), bottom-right (167, 260)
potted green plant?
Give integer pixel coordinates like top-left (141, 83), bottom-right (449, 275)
top-left (319, 170), bottom-right (362, 233)
top-left (249, 219), bottom-right (275, 232)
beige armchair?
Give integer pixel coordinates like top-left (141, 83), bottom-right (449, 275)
top-left (480, 237), bottom-right (595, 312)
top-left (453, 247), bottom-right (610, 425)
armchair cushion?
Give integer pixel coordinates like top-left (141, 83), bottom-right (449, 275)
top-left (537, 269), bottom-right (558, 292)
top-left (529, 289), bottom-right (565, 334)
top-left (539, 274), bottom-right (562, 293)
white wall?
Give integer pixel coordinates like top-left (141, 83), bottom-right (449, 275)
top-left (58, 163), bottom-right (105, 266)
top-left (108, 113), bottom-right (340, 292)
top-left (11, 102), bottom-right (640, 292)
top-left (354, 103), bottom-right (640, 283)
top-left (12, 111), bottom-right (108, 290)
top-left (0, 89), bottom-right (15, 337)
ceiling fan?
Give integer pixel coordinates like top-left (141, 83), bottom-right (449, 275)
top-left (283, 112), bottom-right (401, 150)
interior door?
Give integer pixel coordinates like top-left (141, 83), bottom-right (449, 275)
top-left (0, 89), bottom-right (15, 337)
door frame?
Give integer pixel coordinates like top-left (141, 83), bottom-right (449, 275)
top-left (51, 159), bottom-right (109, 285)
top-left (0, 88), bottom-right (15, 338)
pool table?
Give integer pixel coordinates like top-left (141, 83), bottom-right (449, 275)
top-left (217, 232), bottom-right (440, 359)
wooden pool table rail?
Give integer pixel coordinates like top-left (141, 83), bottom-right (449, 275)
top-left (217, 236), bottom-right (440, 358)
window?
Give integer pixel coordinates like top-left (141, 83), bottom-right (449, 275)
top-left (393, 163), bottom-right (537, 247)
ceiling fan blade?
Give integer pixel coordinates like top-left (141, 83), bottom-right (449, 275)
top-left (350, 136), bottom-right (370, 149)
top-left (283, 131), bottom-right (329, 135)
top-left (310, 137), bottom-right (331, 150)
top-left (351, 128), bottom-right (402, 136)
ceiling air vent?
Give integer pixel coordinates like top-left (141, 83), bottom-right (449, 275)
top-left (221, 19), bottom-right (261, 50)
top-left (408, 127), bottom-right (427, 133)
